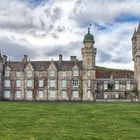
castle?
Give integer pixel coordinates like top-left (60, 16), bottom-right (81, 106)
top-left (0, 24), bottom-right (139, 101)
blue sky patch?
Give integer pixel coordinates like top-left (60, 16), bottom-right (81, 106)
top-left (116, 14), bottom-right (140, 23)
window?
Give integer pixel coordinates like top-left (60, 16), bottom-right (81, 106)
top-left (62, 91), bottom-right (67, 98)
top-left (5, 80), bottom-right (10, 87)
top-left (27, 80), bottom-right (33, 87)
top-left (62, 72), bottom-right (66, 77)
top-left (104, 81), bottom-right (108, 90)
top-left (73, 70), bottom-right (79, 76)
top-left (49, 80), bottom-right (56, 88)
top-left (49, 69), bottom-right (55, 77)
top-left (88, 80), bottom-right (91, 87)
top-left (16, 80), bottom-right (21, 87)
top-left (61, 80), bottom-right (66, 88)
top-left (4, 91), bottom-right (10, 98)
top-left (16, 72), bottom-right (21, 77)
top-left (5, 71), bottom-right (10, 77)
top-left (39, 80), bottom-right (43, 87)
top-left (126, 81), bottom-right (131, 90)
top-left (49, 91), bottom-right (56, 98)
top-left (73, 91), bottom-right (79, 98)
top-left (26, 71), bottom-right (32, 77)
top-left (88, 71), bottom-right (90, 77)
top-left (115, 81), bottom-right (119, 90)
top-left (16, 91), bottom-right (21, 98)
top-left (38, 91), bottom-right (44, 98)
top-left (26, 91), bottom-right (33, 98)
top-left (73, 79), bottom-right (79, 87)
top-left (87, 91), bottom-right (91, 98)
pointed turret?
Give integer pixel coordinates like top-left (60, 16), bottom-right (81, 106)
top-left (137, 21), bottom-right (140, 34)
top-left (0, 51), bottom-right (3, 62)
top-left (131, 28), bottom-right (137, 41)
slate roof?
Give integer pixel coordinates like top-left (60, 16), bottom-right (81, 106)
top-left (5, 60), bottom-right (83, 71)
top-left (96, 67), bottom-right (134, 79)
top-left (5, 61), bottom-right (134, 79)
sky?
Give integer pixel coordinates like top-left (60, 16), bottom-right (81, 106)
top-left (0, 0), bottom-right (140, 70)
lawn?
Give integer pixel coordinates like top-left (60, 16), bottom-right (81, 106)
top-left (0, 102), bottom-right (139, 140)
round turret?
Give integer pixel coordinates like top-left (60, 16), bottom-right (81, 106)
top-left (83, 28), bottom-right (95, 44)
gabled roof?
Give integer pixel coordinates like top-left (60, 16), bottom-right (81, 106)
top-left (4, 60), bottom-right (83, 71)
top-left (0, 53), bottom-right (3, 62)
top-left (131, 28), bottom-right (137, 41)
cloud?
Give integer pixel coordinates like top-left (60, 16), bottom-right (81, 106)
top-left (0, 37), bottom-right (37, 60)
top-left (43, 41), bottom-right (82, 60)
top-left (72, 0), bottom-right (140, 25)
top-left (0, 0), bottom-right (139, 70)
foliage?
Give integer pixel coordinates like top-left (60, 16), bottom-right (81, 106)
top-left (108, 83), bottom-right (113, 91)
top-left (0, 102), bottom-right (140, 140)
top-left (132, 86), bottom-right (139, 96)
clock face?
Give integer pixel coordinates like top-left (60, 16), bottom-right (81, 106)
top-left (86, 43), bottom-right (91, 48)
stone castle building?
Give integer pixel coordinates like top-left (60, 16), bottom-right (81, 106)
top-left (0, 25), bottom-right (138, 101)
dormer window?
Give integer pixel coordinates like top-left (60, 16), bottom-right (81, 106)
top-left (49, 69), bottom-right (55, 77)
top-left (73, 70), bottom-right (79, 77)
top-left (5, 71), bottom-right (10, 77)
top-left (27, 71), bottom-right (32, 77)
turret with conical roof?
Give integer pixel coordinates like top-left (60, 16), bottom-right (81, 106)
top-left (137, 22), bottom-right (140, 34)
top-left (0, 52), bottom-right (3, 72)
top-left (131, 28), bottom-right (137, 41)
top-left (132, 22), bottom-right (140, 98)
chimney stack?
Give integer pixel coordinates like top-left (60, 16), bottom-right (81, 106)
top-left (22, 55), bottom-right (27, 63)
top-left (59, 54), bottom-right (63, 62)
top-left (70, 56), bottom-right (77, 61)
top-left (3, 55), bottom-right (7, 64)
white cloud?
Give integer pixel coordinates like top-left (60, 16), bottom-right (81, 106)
top-left (0, 0), bottom-right (139, 70)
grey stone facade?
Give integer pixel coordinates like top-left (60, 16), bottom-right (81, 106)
top-left (0, 27), bottom-right (138, 101)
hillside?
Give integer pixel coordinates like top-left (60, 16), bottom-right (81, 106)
top-left (96, 66), bottom-right (134, 78)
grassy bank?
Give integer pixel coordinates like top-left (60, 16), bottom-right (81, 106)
top-left (0, 102), bottom-right (139, 140)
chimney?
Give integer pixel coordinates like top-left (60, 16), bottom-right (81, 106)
top-left (22, 55), bottom-right (27, 63)
top-left (3, 55), bottom-right (7, 64)
top-left (59, 54), bottom-right (63, 62)
top-left (70, 56), bottom-right (77, 61)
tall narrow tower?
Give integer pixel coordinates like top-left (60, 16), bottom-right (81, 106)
top-left (132, 23), bottom-right (140, 100)
top-left (0, 53), bottom-right (3, 100)
top-left (81, 28), bottom-right (97, 101)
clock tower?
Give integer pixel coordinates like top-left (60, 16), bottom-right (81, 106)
top-left (81, 28), bottom-right (97, 101)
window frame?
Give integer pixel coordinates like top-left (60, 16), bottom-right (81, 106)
top-left (16, 80), bottom-right (21, 87)
top-left (72, 79), bottom-right (79, 87)
top-left (27, 80), bottom-right (33, 87)
top-left (4, 91), bottom-right (10, 98)
top-left (72, 91), bottom-right (79, 98)
top-left (115, 81), bottom-right (119, 90)
top-left (73, 70), bottom-right (79, 77)
top-left (16, 91), bottom-right (21, 98)
top-left (39, 80), bottom-right (44, 88)
top-left (4, 80), bottom-right (10, 88)
top-left (26, 90), bottom-right (33, 98)
top-left (49, 80), bottom-right (56, 88)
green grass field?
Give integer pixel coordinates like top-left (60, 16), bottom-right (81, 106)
top-left (0, 102), bottom-right (140, 140)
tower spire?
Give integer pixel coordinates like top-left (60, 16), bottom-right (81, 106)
top-left (137, 21), bottom-right (140, 34)
top-left (88, 27), bottom-right (90, 33)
